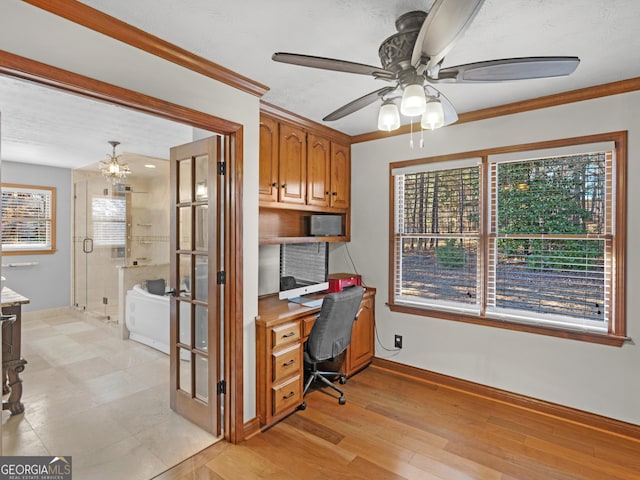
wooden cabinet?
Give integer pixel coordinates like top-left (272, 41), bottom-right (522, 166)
top-left (256, 315), bottom-right (307, 427)
top-left (258, 111), bottom-right (352, 243)
top-left (278, 123), bottom-right (307, 205)
top-left (344, 290), bottom-right (375, 375)
top-left (306, 135), bottom-right (351, 209)
top-left (259, 117), bottom-right (307, 205)
top-left (329, 142), bottom-right (350, 209)
top-left (306, 133), bottom-right (331, 207)
top-left (258, 115), bottom-right (279, 203)
top-left (256, 288), bottom-right (376, 429)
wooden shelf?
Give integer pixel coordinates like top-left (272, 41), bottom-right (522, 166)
top-left (259, 235), bottom-right (348, 245)
top-left (259, 208), bottom-right (350, 244)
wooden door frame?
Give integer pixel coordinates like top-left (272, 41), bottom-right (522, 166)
top-left (0, 51), bottom-right (246, 443)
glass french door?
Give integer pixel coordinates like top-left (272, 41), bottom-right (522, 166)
top-left (170, 136), bottom-right (222, 435)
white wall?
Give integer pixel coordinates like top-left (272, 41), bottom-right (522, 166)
top-left (0, 1), bottom-right (260, 421)
top-left (334, 91), bottom-right (640, 425)
top-left (1, 161), bottom-right (72, 311)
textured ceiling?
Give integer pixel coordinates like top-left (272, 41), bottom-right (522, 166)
top-left (2, 0), bottom-right (640, 169)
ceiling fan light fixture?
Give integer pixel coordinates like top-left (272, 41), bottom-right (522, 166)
top-left (377, 100), bottom-right (401, 131)
top-left (400, 83), bottom-right (426, 117)
top-left (421, 98), bottom-right (445, 130)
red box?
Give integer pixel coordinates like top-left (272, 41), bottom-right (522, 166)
top-left (326, 273), bottom-right (362, 293)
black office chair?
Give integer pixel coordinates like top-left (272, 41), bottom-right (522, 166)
top-left (302, 285), bottom-right (365, 406)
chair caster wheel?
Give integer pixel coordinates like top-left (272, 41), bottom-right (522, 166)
top-left (339, 375), bottom-right (347, 385)
top-left (338, 396), bottom-right (346, 405)
top-left (298, 401), bottom-right (307, 411)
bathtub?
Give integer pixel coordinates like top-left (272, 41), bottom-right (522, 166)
top-left (125, 284), bottom-right (189, 354)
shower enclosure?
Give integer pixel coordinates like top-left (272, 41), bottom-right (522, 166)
top-left (73, 176), bottom-right (129, 322)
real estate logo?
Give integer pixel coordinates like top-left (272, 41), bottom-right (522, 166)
top-left (0, 456), bottom-right (72, 480)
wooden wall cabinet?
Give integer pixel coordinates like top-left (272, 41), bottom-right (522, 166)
top-left (259, 111), bottom-right (352, 244)
top-left (329, 142), bottom-right (350, 209)
top-left (256, 288), bottom-right (376, 429)
top-left (259, 117), bottom-right (307, 205)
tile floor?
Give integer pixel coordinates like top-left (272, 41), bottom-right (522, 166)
top-left (2, 308), bottom-right (219, 480)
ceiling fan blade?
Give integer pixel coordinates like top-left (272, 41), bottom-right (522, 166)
top-left (411, 0), bottom-right (485, 72)
top-left (323, 86), bottom-right (397, 121)
top-left (436, 57), bottom-right (580, 82)
top-left (272, 52), bottom-right (396, 80)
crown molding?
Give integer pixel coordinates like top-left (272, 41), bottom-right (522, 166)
top-left (351, 77), bottom-right (640, 144)
top-left (260, 101), bottom-right (351, 145)
top-left (23, 0), bottom-right (269, 98)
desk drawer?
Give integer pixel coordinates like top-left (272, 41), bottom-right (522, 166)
top-left (272, 344), bottom-right (301, 383)
top-left (272, 375), bottom-right (301, 415)
top-left (271, 322), bottom-right (301, 349)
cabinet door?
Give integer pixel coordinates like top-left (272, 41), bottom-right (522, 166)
top-left (259, 115), bottom-right (279, 203)
top-left (278, 123), bottom-right (307, 205)
top-left (347, 293), bottom-right (374, 375)
top-left (330, 142), bottom-right (350, 208)
top-left (306, 133), bottom-right (331, 207)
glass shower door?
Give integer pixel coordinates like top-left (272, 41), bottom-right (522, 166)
top-left (73, 177), bottom-right (126, 322)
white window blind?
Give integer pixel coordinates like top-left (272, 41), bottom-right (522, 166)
top-left (1, 184), bottom-right (55, 253)
top-left (393, 161), bottom-right (482, 313)
top-left (390, 137), bottom-right (620, 338)
top-left (486, 150), bottom-right (614, 332)
top-left (92, 196), bottom-right (126, 247)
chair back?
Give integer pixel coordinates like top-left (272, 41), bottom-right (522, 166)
top-left (306, 286), bottom-right (365, 363)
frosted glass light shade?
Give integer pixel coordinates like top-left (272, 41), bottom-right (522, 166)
top-left (377, 101), bottom-right (401, 131)
top-left (421, 98), bottom-right (445, 130)
top-left (400, 83), bottom-right (426, 116)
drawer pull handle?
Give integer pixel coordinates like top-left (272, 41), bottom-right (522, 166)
top-left (282, 391), bottom-right (295, 400)
top-left (282, 332), bottom-right (295, 338)
top-left (283, 359), bottom-right (295, 367)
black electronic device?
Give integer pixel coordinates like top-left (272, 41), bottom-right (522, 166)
top-left (309, 215), bottom-right (342, 236)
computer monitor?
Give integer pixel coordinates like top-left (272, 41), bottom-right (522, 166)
top-left (278, 242), bottom-right (329, 301)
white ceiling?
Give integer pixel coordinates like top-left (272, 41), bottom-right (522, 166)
top-left (2, 0), bottom-right (640, 169)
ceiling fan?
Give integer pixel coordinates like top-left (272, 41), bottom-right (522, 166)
top-left (272, 0), bottom-right (580, 132)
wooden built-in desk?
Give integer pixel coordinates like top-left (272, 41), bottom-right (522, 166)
top-left (1, 287), bottom-right (30, 415)
top-left (256, 287), bottom-right (375, 429)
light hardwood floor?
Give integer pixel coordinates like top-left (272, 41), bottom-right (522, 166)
top-left (155, 365), bottom-right (640, 480)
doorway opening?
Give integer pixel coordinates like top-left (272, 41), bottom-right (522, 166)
top-left (0, 50), bottom-right (244, 448)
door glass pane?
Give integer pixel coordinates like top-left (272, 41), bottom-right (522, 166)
top-left (195, 354), bottom-right (208, 402)
top-left (195, 205), bottom-right (207, 251)
top-left (179, 206), bottom-right (192, 250)
top-left (179, 159), bottom-right (192, 203)
top-left (195, 154), bottom-right (208, 201)
top-left (195, 305), bottom-right (208, 351)
top-left (179, 254), bottom-right (192, 297)
top-left (194, 255), bottom-right (208, 302)
top-left (178, 348), bottom-right (191, 394)
top-left (178, 300), bottom-right (191, 346)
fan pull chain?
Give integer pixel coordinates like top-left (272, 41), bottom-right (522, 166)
top-left (420, 126), bottom-right (425, 148)
top-left (409, 120), bottom-right (414, 149)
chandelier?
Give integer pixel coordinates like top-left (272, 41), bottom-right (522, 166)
top-left (99, 141), bottom-right (130, 184)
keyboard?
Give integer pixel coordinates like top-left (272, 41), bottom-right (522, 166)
top-left (289, 297), bottom-right (324, 308)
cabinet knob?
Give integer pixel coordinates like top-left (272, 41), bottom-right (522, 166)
top-left (325, 191), bottom-right (330, 195)
top-left (271, 182), bottom-right (277, 187)
top-left (332, 192), bottom-right (337, 196)
top-left (281, 184), bottom-right (286, 189)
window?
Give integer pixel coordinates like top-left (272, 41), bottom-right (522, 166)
top-left (390, 132), bottom-right (627, 346)
top-left (91, 196), bottom-right (126, 247)
top-left (1, 183), bottom-right (56, 255)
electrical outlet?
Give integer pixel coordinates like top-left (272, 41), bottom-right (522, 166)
top-left (394, 334), bottom-right (403, 349)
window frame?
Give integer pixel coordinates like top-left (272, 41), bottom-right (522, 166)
top-left (1, 183), bottom-right (57, 256)
top-left (388, 131), bottom-right (627, 347)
